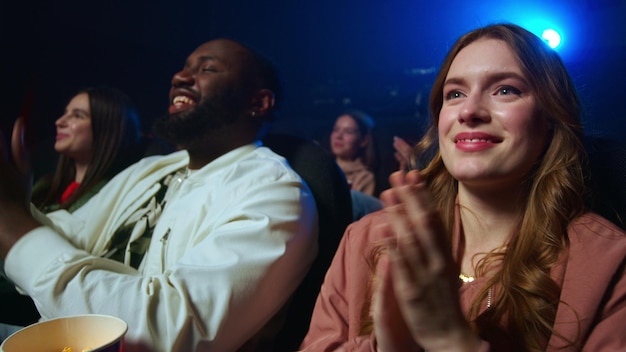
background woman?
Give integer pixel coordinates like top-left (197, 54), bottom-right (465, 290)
top-left (301, 23), bottom-right (626, 351)
top-left (1, 86), bottom-right (143, 327)
top-left (32, 86), bottom-right (143, 213)
top-left (330, 109), bottom-right (378, 196)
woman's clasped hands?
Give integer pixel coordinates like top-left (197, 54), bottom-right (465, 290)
top-left (373, 170), bottom-right (482, 352)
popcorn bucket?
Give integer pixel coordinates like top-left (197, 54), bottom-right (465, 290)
top-left (1, 314), bottom-right (127, 352)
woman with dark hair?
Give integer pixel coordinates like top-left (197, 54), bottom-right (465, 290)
top-left (330, 109), bottom-right (378, 196)
top-left (1, 86), bottom-right (143, 327)
top-left (0, 87), bottom-right (143, 325)
top-left (301, 23), bottom-right (626, 351)
top-left (32, 86), bottom-right (143, 212)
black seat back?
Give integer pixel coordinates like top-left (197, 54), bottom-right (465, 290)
top-left (585, 136), bottom-right (626, 229)
top-left (262, 133), bottom-right (353, 351)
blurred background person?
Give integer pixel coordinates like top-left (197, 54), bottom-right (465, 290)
top-left (31, 86), bottom-right (143, 213)
top-left (330, 109), bottom-right (378, 196)
top-left (329, 109), bottom-right (383, 220)
top-left (1, 85), bottom-right (144, 327)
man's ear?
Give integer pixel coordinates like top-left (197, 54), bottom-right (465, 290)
top-left (250, 89), bottom-right (275, 117)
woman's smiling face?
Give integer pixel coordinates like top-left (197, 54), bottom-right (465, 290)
top-left (438, 38), bottom-right (548, 190)
top-left (331, 114), bottom-right (367, 160)
top-left (55, 92), bottom-right (94, 164)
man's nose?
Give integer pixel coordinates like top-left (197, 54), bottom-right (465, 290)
top-left (171, 69), bottom-right (194, 87)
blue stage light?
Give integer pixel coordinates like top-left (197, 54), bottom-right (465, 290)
top-left (542, 28), bottom-right (562, 49)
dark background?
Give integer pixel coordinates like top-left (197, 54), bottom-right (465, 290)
top-left (2, 0), bottom-right (625, 186)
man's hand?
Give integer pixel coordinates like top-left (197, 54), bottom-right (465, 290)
top-left (0, 117), bottom-right (39, 259)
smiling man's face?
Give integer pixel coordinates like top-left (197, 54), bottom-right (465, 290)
top-left (154, 39), bottom-right (254, 147)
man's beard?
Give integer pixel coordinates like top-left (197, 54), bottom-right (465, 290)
top-left (153, 89), bottom-right (246, 147)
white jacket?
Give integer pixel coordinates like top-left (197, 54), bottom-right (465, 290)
top-left (5, 143), bottom-right (318, 351)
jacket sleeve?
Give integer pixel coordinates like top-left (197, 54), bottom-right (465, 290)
top-left (549, 214), bottom-right (626, 351)
top-left (300, 211), bottom-right (496, 352)
top-left (5, 155), bottom-right (319, 352)
top-left (577, 220), bottom-right (626, 351)
top-left (581, 259), bottom-right (626, 350)
top-left (300, 217), bottom-right (378, 352)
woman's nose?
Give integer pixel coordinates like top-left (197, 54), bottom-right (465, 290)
top-left (55, 114), bottom-right (67, 127)
top-left (458, 94), bottom-right (490, 125)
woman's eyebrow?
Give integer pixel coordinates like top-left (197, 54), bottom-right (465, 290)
top-left (444, 72), bottom-right (527, 87)
top-left (443, 77), bottom-right (465, 87)
top-left (71, 108), bottom-right (90, 116)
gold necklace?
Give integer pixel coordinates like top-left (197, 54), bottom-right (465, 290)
top-left (459, 272), bottom-right (475, 283)
top-left (459, 273), bottom-right (493, 309)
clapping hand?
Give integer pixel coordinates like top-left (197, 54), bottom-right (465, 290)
top-left (374, 170), bottom-right (481, 352)
top-left (393, 136), bottom-right (413, 172)
top-left (0, 117), bottom-right (38, 258)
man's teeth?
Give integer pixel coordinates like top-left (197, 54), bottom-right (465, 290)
top-left (173, 96), bottom-right (195, 105)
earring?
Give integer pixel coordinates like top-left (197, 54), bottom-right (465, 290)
top-left (251, 111), bottom-right (256, 117)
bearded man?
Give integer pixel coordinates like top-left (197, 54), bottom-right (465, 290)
top-left (0, 39), bottom-right (318, 351)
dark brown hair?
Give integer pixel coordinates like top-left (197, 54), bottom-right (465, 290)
top-left (36, 86), bottom-right (142, 210)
